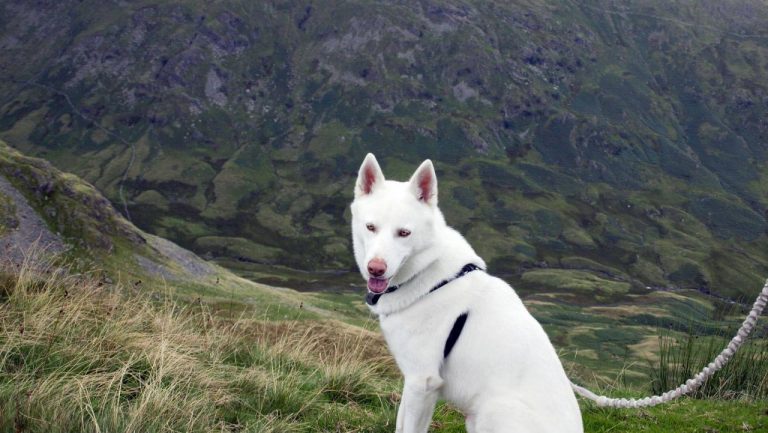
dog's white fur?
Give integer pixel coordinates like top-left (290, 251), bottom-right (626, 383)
top-left (351, 154), bottom-right (583, 433)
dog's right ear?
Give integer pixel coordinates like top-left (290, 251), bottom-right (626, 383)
top-left (355, 153), bottom-right (385, 197)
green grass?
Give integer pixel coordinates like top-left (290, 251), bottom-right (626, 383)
top-left (582, 399), bottom-right (768, 433)
top-left (0, 260), bottom-right (398, 433)
top-left (521, 268), bottom-right (632, 299)
top-left (649, 326), bottom-right (768, 399)
top-left (2, 259), bottom-right (767, 432)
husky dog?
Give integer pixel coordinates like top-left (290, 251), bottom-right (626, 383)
top-left (350, 154), bottom-right (583, 433)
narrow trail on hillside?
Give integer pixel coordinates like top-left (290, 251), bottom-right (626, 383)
top-left (11, 79), bottom-right (136, 221)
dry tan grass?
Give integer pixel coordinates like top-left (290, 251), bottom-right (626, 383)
top-left (628, 335), bottom-right (665, 363)
top-left (241, 320), bottom-right (396, 375)
top-left (0, 257), bottom-right (398, 433)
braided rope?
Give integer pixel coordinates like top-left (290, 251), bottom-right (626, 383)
top-left (571, 278), bottom-right (768, 408)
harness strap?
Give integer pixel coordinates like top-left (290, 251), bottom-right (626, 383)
top-left (365, 264), bottom-right (479, 360)
top-left (365, 262), bottom-right (483, 306)
top-left (443, 312), bottom-right (469, 359)
top-left (430, 263), bottom-right (483, 293)
top-left (365, 285), bottom-right (397, 306)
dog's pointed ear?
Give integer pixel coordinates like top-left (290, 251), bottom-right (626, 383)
top-left (409, 159), bottom-right (438, 205)
top-left (355, 153), bottom-right (385, 197)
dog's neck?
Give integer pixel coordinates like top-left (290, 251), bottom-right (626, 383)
top-left (367, 226), bottom-right (485, 317)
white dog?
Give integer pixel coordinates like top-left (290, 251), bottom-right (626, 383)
top-left (351, 154), bottom-right (583, 433)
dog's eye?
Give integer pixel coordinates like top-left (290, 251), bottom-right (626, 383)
top-left (366, 223), bottom-right (376, 232)
top-left (397, 229), bottom-right (411, 237)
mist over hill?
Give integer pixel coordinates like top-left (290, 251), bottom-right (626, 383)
top-left (1, 0), bottom-right (767, 299)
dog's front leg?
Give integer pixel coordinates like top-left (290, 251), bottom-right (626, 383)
top-left (395, 375), bottom-right (443, 433)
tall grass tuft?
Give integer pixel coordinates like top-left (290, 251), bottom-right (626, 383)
top-left (0, 256), bottom-right (398, 432)
top-left (648, 321), bottom-right (768, 400)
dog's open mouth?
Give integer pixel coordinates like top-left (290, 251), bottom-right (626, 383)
top-left (367, 277), bottom-right (389, 294)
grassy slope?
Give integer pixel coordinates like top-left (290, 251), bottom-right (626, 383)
top-left (0, 138), bottom-right (377, 329)
top-left (0, 264), bottom-right (393, 433)
top-left (2, 138), bottom-right (765, 408)
top-left (2, 264), bottom-right (767, 433)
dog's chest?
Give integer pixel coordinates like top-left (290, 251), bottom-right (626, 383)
top-left (378, 293), bottom-right (469, 374)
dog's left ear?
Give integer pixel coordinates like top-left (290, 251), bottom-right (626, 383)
top-left (409, 159), bottom-right (438, 205)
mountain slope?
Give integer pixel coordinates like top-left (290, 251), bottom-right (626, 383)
top-left (0, 140), bottom-right (360, 324)
top-left (0, 140), bottom-right (753, 382)
top-left (1, 0), bottom-right (767, 298)
top-left (0, 139), bottom-right (212, 281)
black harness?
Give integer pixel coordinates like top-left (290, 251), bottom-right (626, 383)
top-left (365, 263), bottom-right (483, 306)
top-left (443, 311), bottom-right (469, 359)
top-left (365, 263), bottom-right (483, 359)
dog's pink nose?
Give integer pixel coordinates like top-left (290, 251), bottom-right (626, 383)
top-left (367, 258), bottom-right (387, 277)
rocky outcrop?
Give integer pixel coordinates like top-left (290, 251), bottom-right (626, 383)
top-left (0, 174), bottom-right (66, 265)
top-left (0, 141), bottom-right (214, 281)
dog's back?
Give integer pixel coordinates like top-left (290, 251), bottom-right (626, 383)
top-left (438, 272), bottom-right (582, 432)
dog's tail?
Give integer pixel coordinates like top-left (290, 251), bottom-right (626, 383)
top-left (570, 278), bottom-right (768, 408)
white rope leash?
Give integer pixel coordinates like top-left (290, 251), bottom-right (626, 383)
top-left (571, 278), bottom-right (768, 408)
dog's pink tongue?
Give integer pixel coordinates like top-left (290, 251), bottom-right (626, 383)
top-left (367, 277), bottom-right (389, 294)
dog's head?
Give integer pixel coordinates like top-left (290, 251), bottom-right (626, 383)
top-left (350, 153), bottom-right (442, 294)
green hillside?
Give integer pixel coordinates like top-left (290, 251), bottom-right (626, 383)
top-left (0, 140), bottom-right (367, 325)
top-left (1, 134), bottom-right (766, 433)
top-left (1, 0), bottom-right (767, 298)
